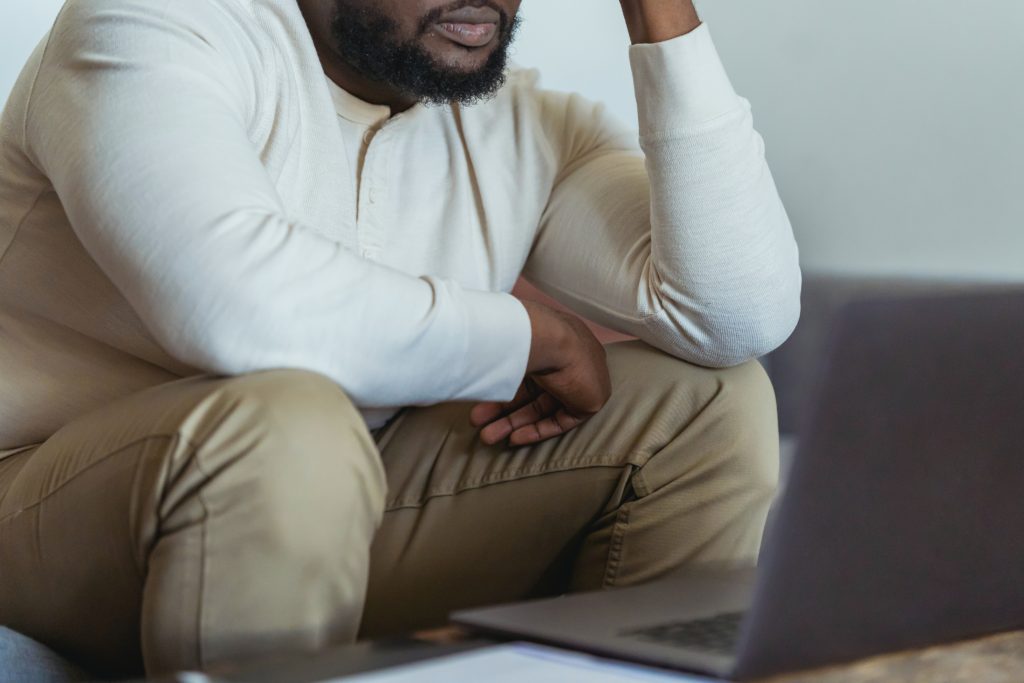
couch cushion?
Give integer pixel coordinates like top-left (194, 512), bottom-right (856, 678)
top-left (769, 273), bottom-right (1006, 436)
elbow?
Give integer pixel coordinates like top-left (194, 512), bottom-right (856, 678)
top-left (687, 262), bottom-right (803, 367)
top-left (649, 289), bottom-right (802, 369)
top-left (644, 241), bottom-right (803, 367)
top-left (709, 298), bottom-right (801, 367)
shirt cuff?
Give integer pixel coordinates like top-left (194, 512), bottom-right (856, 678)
top-left (456, 288), bottom-right (532, 401)
top-left (628, 22), bottom-right (741, 136)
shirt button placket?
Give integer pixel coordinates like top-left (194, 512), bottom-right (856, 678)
top-left (360, 125), bottom-right (391, 262)
top-left (358, 127), bottom-right (379, 259)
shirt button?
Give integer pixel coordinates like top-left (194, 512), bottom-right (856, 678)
top-left (363, 130), bottom-right (375, 146)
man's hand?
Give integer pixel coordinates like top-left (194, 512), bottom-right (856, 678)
top-left (619, 0), bottom-right (701, 45)
top-left (470, 300), bottom-right (612, 447)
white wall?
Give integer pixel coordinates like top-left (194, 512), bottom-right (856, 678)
top-left (514, 0), bottom-right (1024, 280)
top-left (5, 1), bottom-right (1023, 280)
top-left (0, 0), bottom-right (64, 97)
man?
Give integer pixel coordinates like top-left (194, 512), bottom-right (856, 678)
top-left (0, 0), bottom-right (800, 677)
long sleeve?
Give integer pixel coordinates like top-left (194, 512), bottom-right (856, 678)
top-left (523, 23), bottom-right (801, 367)
top-left (24, 1), bottom-right (531, 409)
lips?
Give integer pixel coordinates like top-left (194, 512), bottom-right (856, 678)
top-left (434, 21), bottom-right (498, 47)
top-left (431, 6), bottom-right (501, 48)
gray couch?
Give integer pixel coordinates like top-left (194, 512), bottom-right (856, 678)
top-left (0, 272), bottom-right (997, 682)
top-left (764, 272), bottom-right (1000, 475)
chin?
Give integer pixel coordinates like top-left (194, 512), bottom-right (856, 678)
top-left (423, 39), bottom-right (497, 72)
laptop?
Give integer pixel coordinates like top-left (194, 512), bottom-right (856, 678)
top-left (453, 290), bottom-right (1024, 680)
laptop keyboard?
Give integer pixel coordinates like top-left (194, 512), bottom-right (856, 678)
top-left (621, 611), bottom-right (746, 655)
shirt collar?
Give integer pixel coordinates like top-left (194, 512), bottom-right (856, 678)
top-left (325, 77), bottom-right (394, 126)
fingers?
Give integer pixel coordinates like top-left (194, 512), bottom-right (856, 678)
top-left (469, 380), bottom-right (535, 428)
top-left (508, 409), bottom-right (585, 447)
top-left (478, 391), bottom-right (559, 445)
top-left (477, 391), bottom-right (591, 447)
top-left (469, 401), bottom-right (509, 429)
top-left (470, 369), bottom-right (603, 447)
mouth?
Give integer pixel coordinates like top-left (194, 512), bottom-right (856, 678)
top-left (430, 6), bottom-right (501, 48)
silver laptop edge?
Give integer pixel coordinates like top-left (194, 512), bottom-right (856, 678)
top-left (454, 290), bottom-right (1024, 680)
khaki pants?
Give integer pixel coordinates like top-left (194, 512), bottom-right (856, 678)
top-left (0, 341), bottom-right (778, 678)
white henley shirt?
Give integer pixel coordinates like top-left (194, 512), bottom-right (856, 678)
top-left (0, 0), bottom-right (801, 457)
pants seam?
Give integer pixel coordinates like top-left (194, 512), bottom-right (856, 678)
top-left (189, 437), bottom-right (214, 670)
top-left (0, 433), bottom-right (178, 526)
top-left (630, 470), bottom-right (651, 498)
top-left (384, 451), bottom-right (651, 511)
top-left (603, 503), bottom-right (631, 588)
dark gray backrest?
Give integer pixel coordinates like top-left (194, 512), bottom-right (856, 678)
top-left (737, 289), bottom-right (1024, 680)
top-left (767, 274), bottom-right (1008, 436)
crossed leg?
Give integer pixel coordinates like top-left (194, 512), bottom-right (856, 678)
top-left (0, 341), bottom-right (777, 676)
top-left (361, 340), bottom-right (779, 636)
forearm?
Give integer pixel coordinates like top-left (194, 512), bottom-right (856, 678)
top-left (528, 24), bottom-right (800, 366)
top-left (640, 109), bottom-right (802, 365)
top-left (630, 23), bottom-right (800, 363)
top-left (619, 0), bottom-right (701, 44)
top-left (529, 141), bottom-right (800, 367)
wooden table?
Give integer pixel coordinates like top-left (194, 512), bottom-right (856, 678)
top-left (211, 628), bottom-right (1024, 682)
top-left (760, 630), bottom-right (1024, 683)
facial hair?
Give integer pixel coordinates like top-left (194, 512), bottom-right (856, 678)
top-left (329, 0), bottom-right (522, 106)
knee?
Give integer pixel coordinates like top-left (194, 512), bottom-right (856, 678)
top-left (188, 369), bottom-right (388, 542)
top-left (610, 341), bottom-right (779, 496)
top-left (710, 360), bottom-right (780, 495)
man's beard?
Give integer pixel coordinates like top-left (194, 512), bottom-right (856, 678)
top-left (329, 1), bottom-right (521, 106)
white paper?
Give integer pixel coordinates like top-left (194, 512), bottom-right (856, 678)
top-left (327, 642), bottom-right (716, 682)
top-left (175, 674), bottom-right (215, 683)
